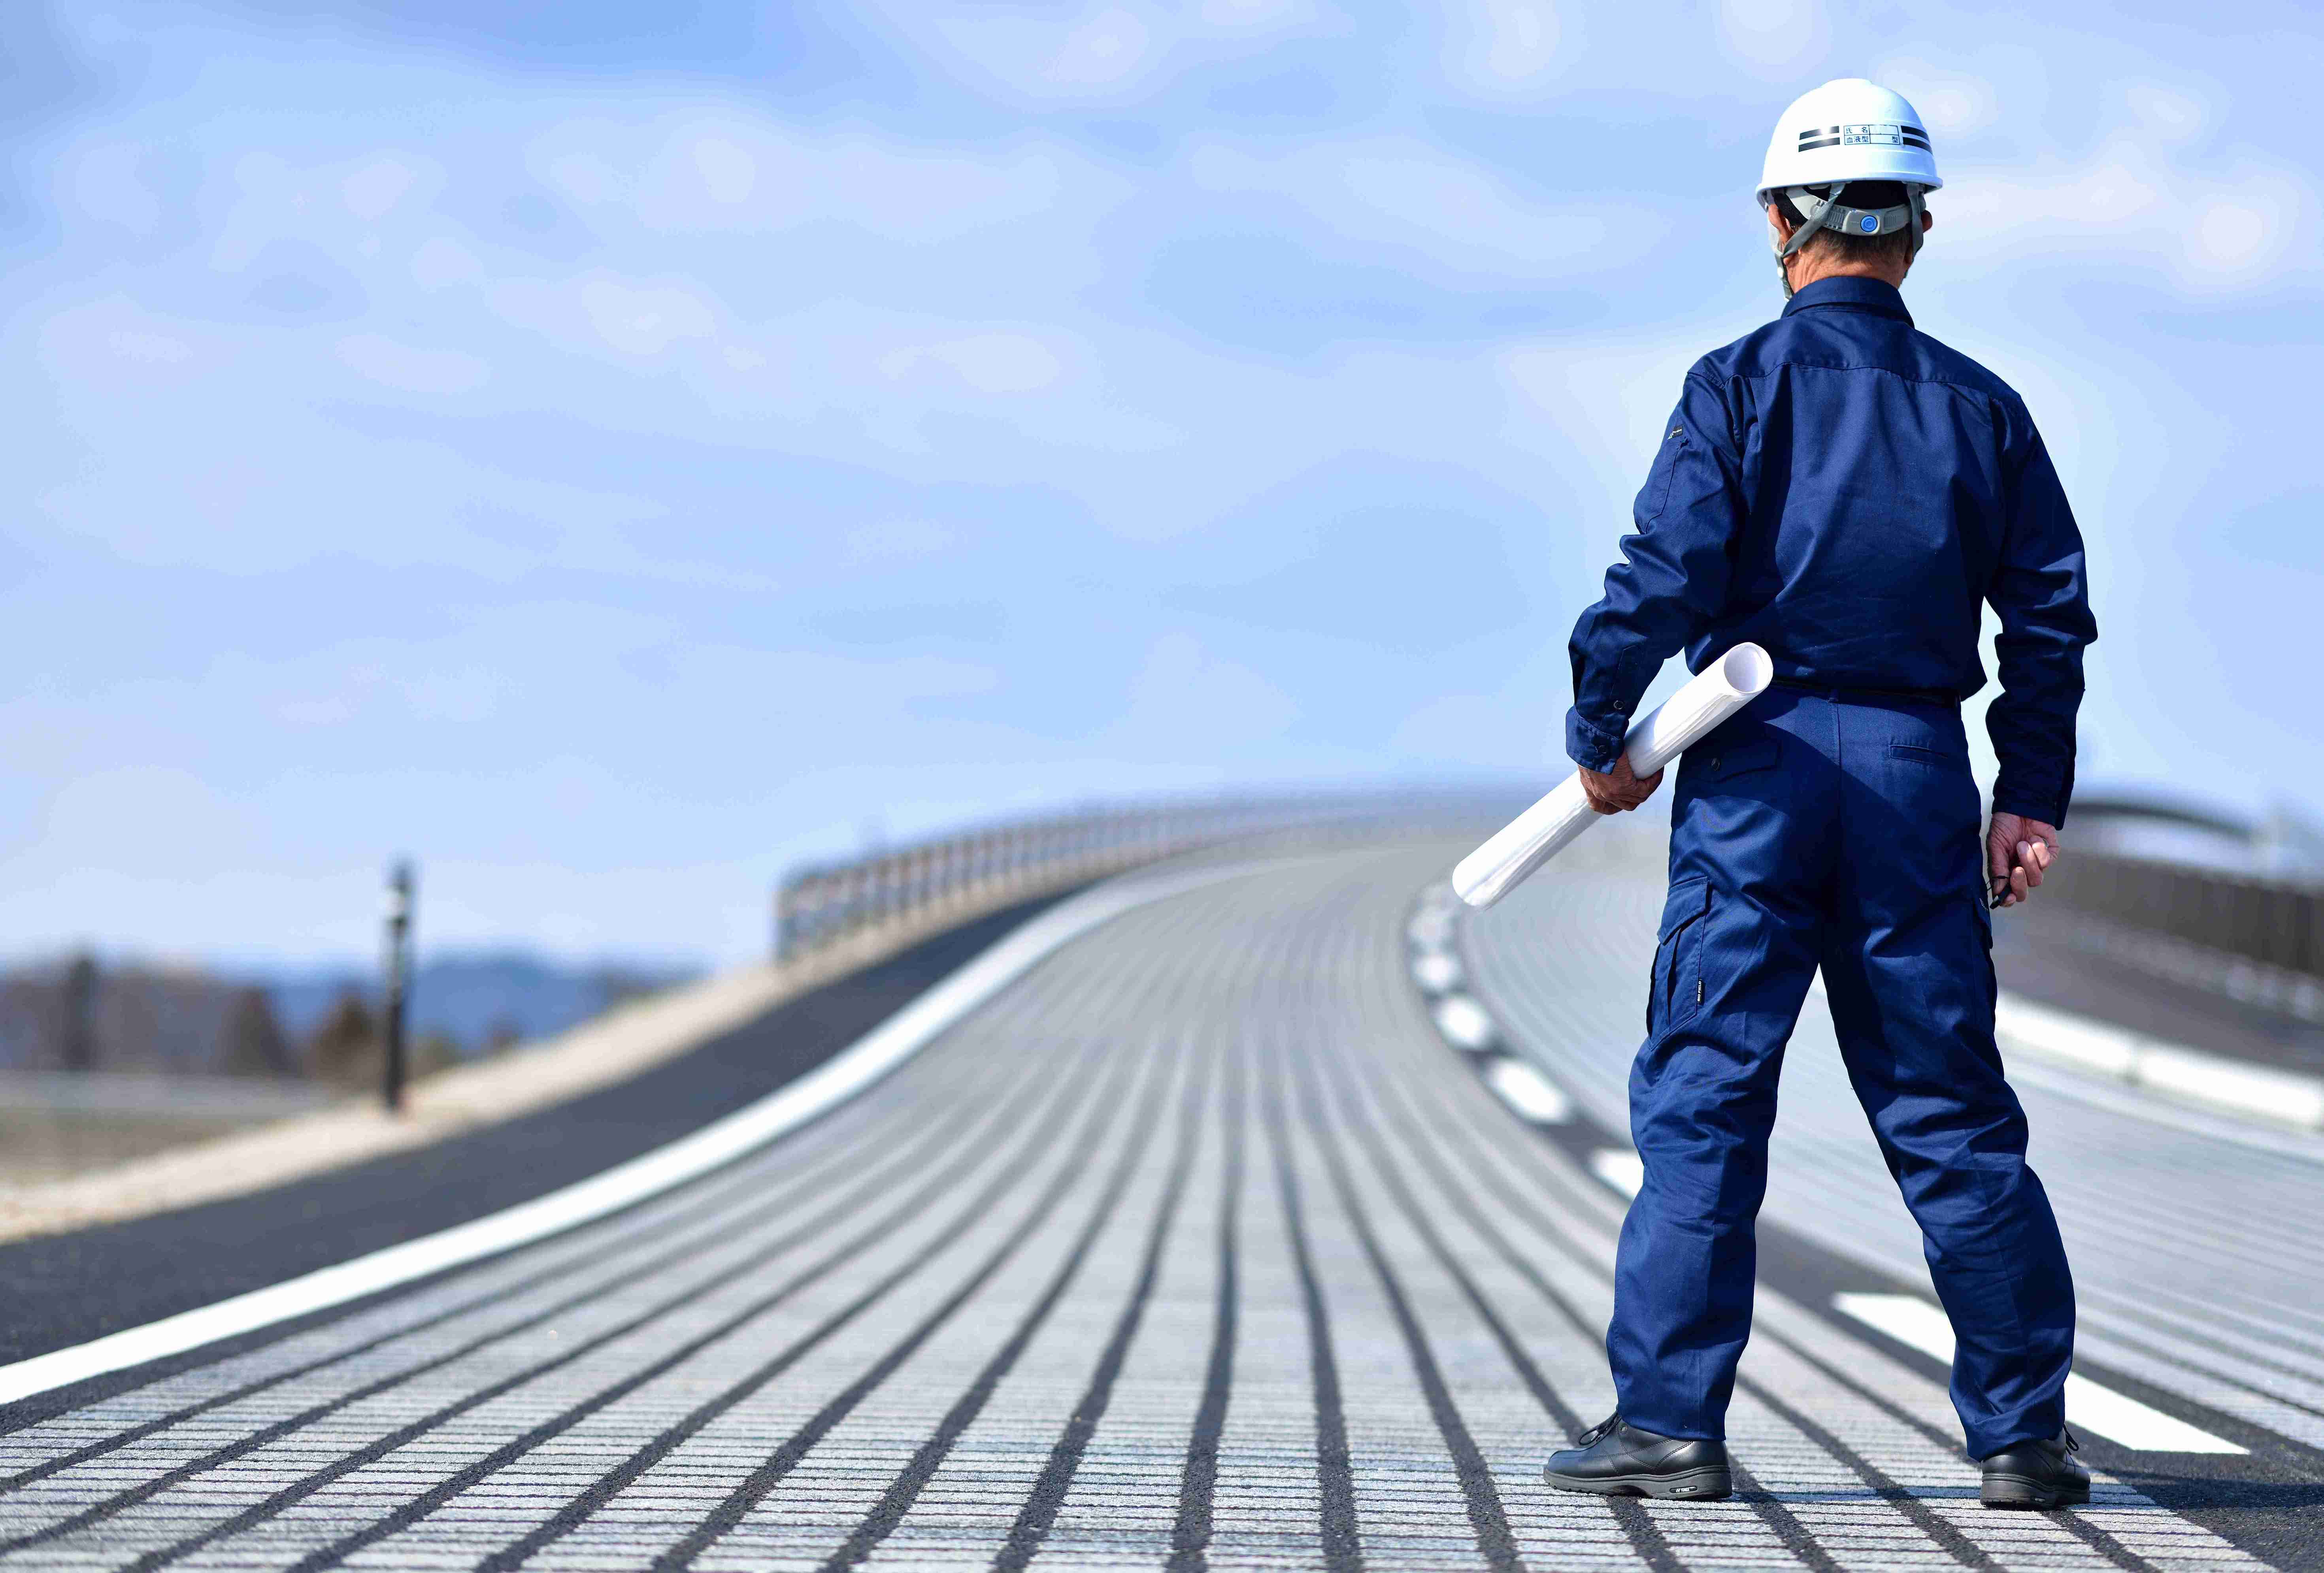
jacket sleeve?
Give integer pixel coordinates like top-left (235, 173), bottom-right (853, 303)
top-left (1564, 367), bottom-right (1746, 772)
top-left (1985, 407), bottom-right (2097, 826)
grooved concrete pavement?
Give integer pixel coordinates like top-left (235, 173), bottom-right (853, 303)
top-left (0, 843), bottom-right (2306, 1570)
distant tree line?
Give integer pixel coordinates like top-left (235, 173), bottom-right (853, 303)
top-left (1, 957), bottom-right (493, 1085)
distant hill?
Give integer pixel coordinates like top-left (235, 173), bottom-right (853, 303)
top-left (0, 951), bottom-right (705, 1078)
top-left (264, 952), bottom-right (704, 1055)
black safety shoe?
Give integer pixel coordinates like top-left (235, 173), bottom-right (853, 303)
top-left (1542, 1414), bottom-right (1732, 1500)
top-left (1980, 1427), bottom-right (2090, 1509)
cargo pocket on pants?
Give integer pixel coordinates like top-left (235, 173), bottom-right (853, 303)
top-left (1648, 875), bottom-right (1713, 1036)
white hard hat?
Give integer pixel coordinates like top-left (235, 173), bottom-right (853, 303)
top-left (1756, 79), bottom-right (1939, 293)
top-left (1756, 78), bottom-right (1941, 200)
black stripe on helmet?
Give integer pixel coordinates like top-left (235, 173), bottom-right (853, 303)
top-left (1796, 136), bottom-right (1842, 151)
top-left (1796, 126), bottom-right (1840, 146)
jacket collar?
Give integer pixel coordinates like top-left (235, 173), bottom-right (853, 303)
top-left (1781, 275), bottom-right (1913, 326)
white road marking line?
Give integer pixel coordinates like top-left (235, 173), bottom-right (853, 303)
top-left (0, 858), bottom-right (1301, 1410)
top-left (1996, 993), bottom-right (2324, 1134)
top-left (1591, 1148), bottom-right (1644, 1197)
top-left (1409, 951), bottom-right (1463, 995)
top-left (1431, 995), bottom-right (1498, 1052)
top-left (1407, 910), bottom-right (1455, 949)
top-left (1830, 1293), bottom-right (2249, 1455)
top-left (1483, 1057), bottom-right (1573, 1125)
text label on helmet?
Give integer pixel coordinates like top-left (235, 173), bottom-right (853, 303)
top-left (1796, 122), bottom-right (1931, 153)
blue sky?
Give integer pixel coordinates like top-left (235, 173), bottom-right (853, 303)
top-left (5, 1), bottom-right (2319, 967)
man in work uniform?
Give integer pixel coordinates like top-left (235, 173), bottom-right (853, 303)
top-left (1539, 79), bottom-right (2097, 1510)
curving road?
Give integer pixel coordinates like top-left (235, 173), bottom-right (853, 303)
top-left (0, 842), bottom-right (2315, 1570)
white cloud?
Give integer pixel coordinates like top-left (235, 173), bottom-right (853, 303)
top-left (845, 519), bottom-right (955, 564)
top-left (1113, 632), bottom-right (1298, 746)
top-left (1189, 138), bottom-right (1629, 274)
top-left (336, 332), bottom-right (490, 394)
top-left (2125, 82), bottom-right (2207, 143)
top-left (1870, 57), bottom-right (2003, 141)
top-left (108, 328), bottom-right (193, 365)
top-left (690, 136), bottom-right (757, 205)
top-left (1200, 0), bottom-right (1313, 28)
top-left (1937, 139), bottom-right (2309, 293)
top-left (918, 5), bottom-right (1165, 104)
top-left (1443, 0), bottom-right (1564, 93)
top-left (1047, 8), bottom-right (1154, 87)
top-left (2194, 200), bottom-right (2269, 270)
top-left (545, 151), bottom-right (623, 206)
top-left (879, 332), bottom-right (1067, 394)
top-left (40, 296), bottom-right (217, 390)
top-left (577, 275), bottom-right (717, 356)
top-left (1715, 0), bottom-right (1826, 78)
top-left (411, 235), bottom-right (483, 290)
top-left (541, 115), bottom-right (1095, 243)
top-left (342, 156), bottom-right (419, 222)
top-left (403, 664), bottom-right (508, 723)
top-left (70, 143), bottom-right (161, 235)
top-left (866, 0), bottom-right (1323, 108)
top-left (1496, 332), bottom-right (1720, 532)
top-left (14, 2), bottom-right (2321, 978)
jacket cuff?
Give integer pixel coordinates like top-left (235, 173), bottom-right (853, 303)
top-left (1990, 783), bottom-right (2066, 828)
top-left (1566, 707), bottom-right (1630, 774)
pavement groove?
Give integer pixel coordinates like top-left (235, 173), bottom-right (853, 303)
top-left (0, 845), bottom-right (2304, 1570)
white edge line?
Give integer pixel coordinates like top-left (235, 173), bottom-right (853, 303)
top-left (1831, 1293), bottom-right (2247, 1455)
top-left (0, 857), bottom-right (1288, 1409)
top-left (1997, 991), bottom-right (2324, 1137)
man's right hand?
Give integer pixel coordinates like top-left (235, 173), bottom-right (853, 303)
top-left (1987, 813), bottom-right (2060, 908)
top-left (1578, 755), bottom-right (1664, 815)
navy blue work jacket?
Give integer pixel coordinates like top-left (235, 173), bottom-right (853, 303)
top-left (1564, 277), bottom-right (2096, 826)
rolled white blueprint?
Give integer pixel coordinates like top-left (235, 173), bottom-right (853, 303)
top-left (1453, 642), bottom-right (1775, 909)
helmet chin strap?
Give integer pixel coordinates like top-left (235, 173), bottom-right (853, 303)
top-left (1768, 212), bottom-right (1800, 299)
top-left (1768, 183), bottom-right (1927, 299)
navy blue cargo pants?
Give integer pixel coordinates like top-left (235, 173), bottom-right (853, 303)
top-left (1607, 687), bottom-right (2075, 1460)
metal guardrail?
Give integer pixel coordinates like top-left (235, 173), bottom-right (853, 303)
top-left (2042, 850), bottom-right (2324, 1027)
top-left (772, 791), bottom-right (1508, 963)
top-left (2047, 850), bottom-right (2322, 980)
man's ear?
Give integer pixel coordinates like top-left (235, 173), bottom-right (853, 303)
top-left (1920, 207), bottom-right (1935, 234)
top-left (1766, 202), bottom-right (1795, 242)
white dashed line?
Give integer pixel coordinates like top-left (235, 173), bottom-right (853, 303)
top-left (1483, 1056), bottom-right (1573, 1124)
top-left (1410, 951), bottom-right (1464, 995)
top-left (1831, 1292), bottom-right (2248, 1454)
top-left (1407, 910), bottom-right (1455, 950)
top-left (1432, 994), bottom-right (1498, 1053)
top-left (1590, 1148), bottom-right (1645, 1197)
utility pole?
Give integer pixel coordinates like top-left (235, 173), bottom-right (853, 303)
top-left (382, 860), bottom-right (414, 1113)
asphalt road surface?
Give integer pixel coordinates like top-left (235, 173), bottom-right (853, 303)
top-left (0, 841), bottom-right (2316, 1570)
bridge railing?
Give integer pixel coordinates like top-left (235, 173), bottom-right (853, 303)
top-left (2045, 850), bottom-right (2323, 1023)
top-left (772, 791), bottom-right (1504, 963)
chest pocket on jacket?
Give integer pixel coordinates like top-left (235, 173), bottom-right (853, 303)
top-left (1648, 876), bottom-right (1712, 1036)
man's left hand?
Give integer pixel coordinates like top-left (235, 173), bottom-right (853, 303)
top-left (1987, 813), bottom-right (2060, 908)
top-left (1578, 755), bottom-right (1664, 815)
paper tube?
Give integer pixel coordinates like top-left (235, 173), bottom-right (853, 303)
top-left (1453, 642), bottom-right (1775, 909)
